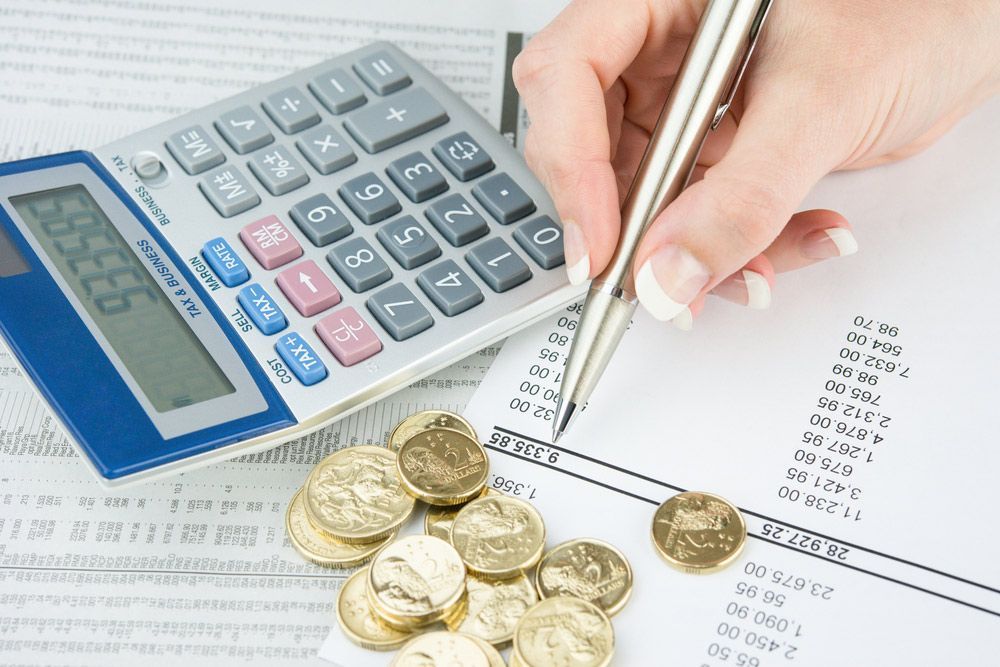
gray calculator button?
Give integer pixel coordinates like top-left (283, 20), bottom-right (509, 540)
top-left (465, 238), bottom-right (532, 292)
top-left (424, 194), bottom-right (489, 247)
top-left (215, 107), bottom-right (273, 154)
top-left (327, 237), bottom-right (392, 292)
top-left (296, 124), bottom-right (357, 175)
top-left (165, 125), bottom-right (225, 175)
top-left (386, 152), bottom-right (448, 203)
top-left (417, 260), bottom-right (484, 317)
top-left (473, 173), bottom-right (536, 224)
top-left (353, 50), bottom-right (411, 95)
top-left (198, 165), bottom-right (260, 218)
top-left (513, 215), bottom-right (565, 269)
top-left (376, 215), bottom-right (441, 269)
top-left (339, 172), bottom-right (401, 224)
top-left (262, 87), bottom-right (321, 134)
top-left (432, 132), bottom-right (494, 181)
top-left (247, 145), bottom-right (310, 196)
top-left (367, 283), bottom-right (433, 341)
top-left (308, 68), bottom-right (367, 114)
top-left (343, 88), bottom-right (448, 153)
top-left (290, 194), bottom-right (353, 246)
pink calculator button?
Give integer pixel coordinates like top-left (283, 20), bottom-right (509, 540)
top-left (239, 215), bottom-right (302, 269)
top-left (315, 307), bottom-right (382, 366)
top-left (276, 260), bottom-right (341, 316)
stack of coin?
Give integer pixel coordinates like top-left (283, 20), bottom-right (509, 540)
top-left (286, 409), bottom-right (747, 664)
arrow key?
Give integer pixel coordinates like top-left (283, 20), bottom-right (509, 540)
top-left (275, 259), bottom-right (341, 316)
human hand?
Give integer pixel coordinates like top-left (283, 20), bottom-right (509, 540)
top-left (513, 0), bottom-right (1000, 327)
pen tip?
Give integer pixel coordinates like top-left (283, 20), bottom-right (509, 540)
top-left (551, 399), bottom-right (578, 445)
top-left (551, 428), bottom-right (564, 444)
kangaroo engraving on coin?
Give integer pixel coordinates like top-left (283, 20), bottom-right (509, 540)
top-left (651, 491), bottom-right (747, 573)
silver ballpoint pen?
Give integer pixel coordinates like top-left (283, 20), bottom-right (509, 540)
top-left (552, 0), bottom-right (773, 442)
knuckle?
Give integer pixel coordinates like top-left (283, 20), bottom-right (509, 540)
top-left (512, 44), bottom-right (556, 94)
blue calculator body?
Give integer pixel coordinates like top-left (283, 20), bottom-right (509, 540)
top-left (0, 43), bottom-right (580, 485)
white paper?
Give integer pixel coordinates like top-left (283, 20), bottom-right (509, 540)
top-left (0, 0), bottom-right (565, 664)
top-left (446, 98), bottom-right (1000, 666)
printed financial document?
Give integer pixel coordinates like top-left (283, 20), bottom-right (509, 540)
top-left (454, 99), bottom-right (1000, 665)
top-left (0, 0), bottom-right (563, 665)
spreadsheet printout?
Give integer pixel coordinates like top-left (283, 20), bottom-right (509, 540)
top-left (0, 0), bottom-right (565, 664)
top-left (318, 101), bottom-right (1000, 664)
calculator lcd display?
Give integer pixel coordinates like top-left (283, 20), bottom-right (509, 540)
top-left (10, 185), bottom-right (235, 413)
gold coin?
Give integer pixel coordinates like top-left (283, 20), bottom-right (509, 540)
top-left (285, 489), bottom-right (393, 568)
top-left (389, 409), bottom-right (477, 452)
top-left (468, 635), bottom-right (507, 667)
top-left (367, 534), bottom-right (467, 629)
top-left (390, 631), bottom-right (491, 667)
top-left (304, 445), bottom-right (415, 544)
top-left (535, 538), bottom-right (633, 616)
top-left (396, 428), bottom-right (489, 506)
top-left (425, 488), bottom-right (502, 541)
top-left (513, 597), bottom-right (614, 667)
top-left (450, 574), bottom-right (537, 646)
top-left (651, 491), bottom-right (747, 574)
top-left (335, 568), bottom-right (413, 651)
top-left (450, 496), bottom-right (545, 579)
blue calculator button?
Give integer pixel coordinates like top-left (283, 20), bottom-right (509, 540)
top-left (202, 237), bottom-right (250, 287)
top-left (275, 332), bottom-right (328, 385)
top-left (237, 283), bottom-right (287, 335)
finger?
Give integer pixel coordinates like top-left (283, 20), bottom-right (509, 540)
top-left (709, 254), bottom-right (775, 309)
top-left (512, 0), bottom-right (649, 284)
top-left (631, 89), bottom-right (841, 321)
top-left (761, 209), bottom-right (857, 273)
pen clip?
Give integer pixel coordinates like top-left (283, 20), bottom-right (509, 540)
top-left (711, 0), bottom-right (774, 130)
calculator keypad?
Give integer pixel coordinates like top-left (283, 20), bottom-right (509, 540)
top-left (416, 260), bottom-right (484, 316)
top-left (296, 124), bottom-right (356, 175)
top-left (514, 215), bottom-right (565, 269)
top-left (425, 194), bottom-right (489, 246)
top-left (248, 146), bottom-right (310, 196)
top-left (353, 50), bottom-right (411, 96)
top-left (262, 87), bottom-right (321, 134)
top-left (309, 68), bottom-right (367, 114)
top-left (343, 88), bottom-right (448, 153)
top-left (165, 126), bottom-right (226, 175)
top-left (240, 215), bottom-right (303, 270)
top-left (199, 165), bottom-right (260, 217)
top-left (433, 132), bottom-right (494, 181)
top-left (465, 238), bottom-right (532, 292)
top-left (275, 332), bottom-right (328, 386)
top-left (164, 44), bottom-right (569, 390)
top-left (275, 259), bottom-right (341, 316)
top-left (339, 172), bottom-right (401, 224)
top-left (289, 194), bottom-right (353, 247)
top-left (238, 283), bottom-right (288, 335)
top-left (367, 283), bottom-right (434, 341)
top-left (215, 107), bottom-right (274, 154)
top-left (376, 216), bottom-right (441, 269)
top-left (326, 238), bottom-right (393, 292)
top-left (387, 152), bottom-right (448, 202)
top-left (473, 172), bottom-right (536, 224)
top-left (315, 307), bottom-right (382, 366)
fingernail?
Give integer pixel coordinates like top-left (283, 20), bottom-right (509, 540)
top-left (802, 228), bottom-right (859, 259)
top-left (635, 245), bottom-right (711, 321)
top-left (672, 307), bottom-right (693, 331)
top-left (711, 269), bottom-right (771, 309)
top-left (562, 220), bottom-right (590, 286)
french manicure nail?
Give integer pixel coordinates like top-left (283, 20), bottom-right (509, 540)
top-left (635, 244), bottom-right (711, 321)
top-left (562, 220), bottom-right (590, 286)
top-left (672, 307), bottom-right (694, 331)
top-left (711, 269), bottom-right (771, 309)
top-left (802, 228), bottom-right (858, 260)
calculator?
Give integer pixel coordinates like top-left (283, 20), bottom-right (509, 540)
top-left (0, 42), bottom-right (580, 486)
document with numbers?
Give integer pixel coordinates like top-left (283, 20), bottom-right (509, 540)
top-left (455, 101), bottom-right (999, 665)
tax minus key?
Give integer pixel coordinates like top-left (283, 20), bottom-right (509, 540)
top-left (201, 237), bottom-right (249, 287)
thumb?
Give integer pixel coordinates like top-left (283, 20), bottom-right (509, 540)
top-left (632, 99), bottom-right (839, 321)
